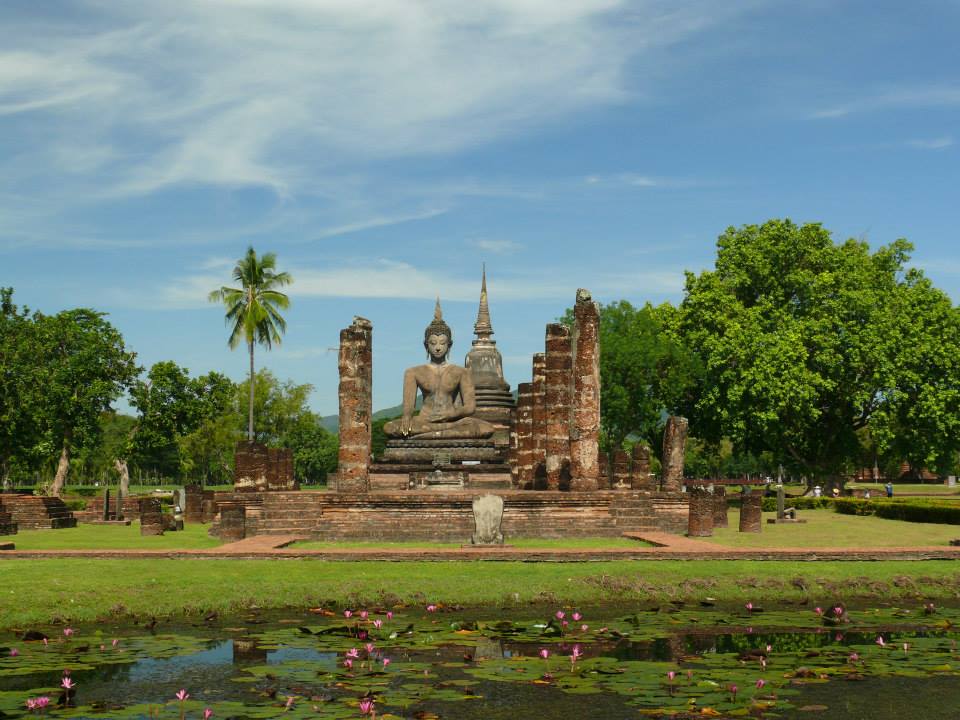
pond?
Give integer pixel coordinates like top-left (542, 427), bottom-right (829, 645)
top-left (2, 602), bottom-right (960, 718)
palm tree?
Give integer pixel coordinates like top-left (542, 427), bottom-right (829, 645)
top-left (209, 247), bottom-right (292, 442)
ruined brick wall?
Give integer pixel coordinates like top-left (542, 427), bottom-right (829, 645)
top-left (514, 382), bottom-right (534, 489)
top-left (612, 450), bottom-right (631, 489)
top-left (687, 485), bottom-right (714, 537)
top-left (598, 452), bottom-right (610, 490)
top-left (544, 324), bottom-right (572, 490)
top-left (139, 497), bottom-right (164, 536)
top-left (234, 441), bottom-right (269, 492)
top-left (267, 447), bottom-right (297, 491)
top-left (337, 317), bottom-right (373, 493)
top-left (739, 489), bottom-right (763, 533)
top-left (630, 443), bottom-right (654, 490)
top-left (569, 289), bottom-right (600, 491)
top-left (530, 353), bottom-right (547, 488)
top-left (661, 416), bottom-right (689, 493)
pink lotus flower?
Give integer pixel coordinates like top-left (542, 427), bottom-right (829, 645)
top-left (365, 643), bottom-right (375, 654)
top-left (360, 611), bottom-right (369, 620)
top-left (386, 611), bottom-right (393, 621)
top-left (555, 611), bottom-right (565, 620)
top-left (756, 678), bottom-right (766, 690)
top-left (204, 709), bottom-right (213, 719)
top-left (561, 620), bottom-right (569, 628)
top-left (63, 628), bottom-right (74, 638)
top-left (112, 639), bottom-right (119, 647)
top-left (539, 648), bottom-right (550, 659)
top-left (765, 644), bottom-right (772, 653)
top-left (373, 619), bottom-right (383, 630)
top-left (814, 607), bottom-right (823, 616)
top-left (876, 636), bottom-right (886, 648)
top-left (9, 648), bottom-right (17, 657)
top-left (580, 624), bottom-right (588, 632)
top-left (849, 652), bottom-right (859, 663)
top-left (35, 697), bottom-right (49, 709)
top-left (61, 677), bottom-right (75, 690)
top-left (344, 658), bottom-right (354, 669)
top-left (729, 684), bottom-right (738, 701)
top-left (667, 671), bottom-right (676, 682)
top-left (426, 604), bottom-right (437, 613)
top-left (570, 645), bottom-right (583, 663)
top-left (25, 699), bottom-right (36, 710)
top-left (43, 638), bottom-right (48, 646)
top-left (903, 642), bottom-right (910, 653)
top-left (359, 697), bottom-right (374, 715)
top-left (572, 612), bottom-right (582, 622)
top-left (346, 648), bottom-right (360, 659)
top-left (760, 657), bottom-right (767, 670)
top-left (285, 696), bottom-right (295, 709)
top-left (382, 657), bottom-right (391, 668)
top-left (357, 630), bottom-right (368, 641)
top-left (745, 602), bottom-right (754, 613)
top-left (344, 610), bottom-right (353, 619)
top-left (175, 689), bottom-right (189, 701)
top-left (833, 606), bottom-right (844, 617)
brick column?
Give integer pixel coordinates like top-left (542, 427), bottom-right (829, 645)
top-left (739, 489), bottom-right (763, 533)
top-left (531, 352), bottom-right (547, 488)
top-left (630, 443), bottom-right (653, 490)
top-left (544, 324), bottom-right (572, 490)
top-left (612, 450), bottom-right (631, 489)
top-left (184, 485), bottom-right (203, 523)
top-left (712, 486), bottom-right (728, 528)
top-left (234, 441), bottom-right (269, 492)
top-left (337, 317), bottom-right (373, 493)
top-left (218, 503), bottom-right (247, 542)
top-left (569, 289), bottom-right (600, 491)
top-left (661, 416), bottom-right (689, 493)
top-left (597, 451), bottom-right (610, 490)
top-left (687, 485), bottom-right (714, 536)
top-left (139, 497), bottom-right (164, 537)
top-left (514, 382), bottom-right (534, 489)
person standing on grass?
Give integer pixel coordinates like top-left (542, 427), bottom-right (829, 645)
top-left (885, 481), bottom-right (894, 498)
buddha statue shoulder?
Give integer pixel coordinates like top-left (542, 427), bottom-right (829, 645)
top-left (383, 300), bottom-right (496, 440)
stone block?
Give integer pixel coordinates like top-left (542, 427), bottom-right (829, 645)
top-left (471, 494), bottom-right (505, 545)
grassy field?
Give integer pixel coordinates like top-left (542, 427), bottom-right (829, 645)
top-left (1, 557), bottom-right (959, 629)
top-left (6, 522), bottom-right (222, 550)
top-left (292, 537), bottom-right (649, 550)
top-left (703, 509), bottom-right (960, 548)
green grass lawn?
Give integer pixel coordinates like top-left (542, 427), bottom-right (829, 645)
top-left (1, 557), bottom-right (959, 629)
top-left (292, 537), bottom-right (649, 550)
top-left (703, 509), bottom-right (960, 548)
top-left (6, 522), bottom-right (222, 550)
top-left (847, 482), bottom-right (960, 496)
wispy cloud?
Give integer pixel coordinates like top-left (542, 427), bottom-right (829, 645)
top-left (583, 172), bottom-right (715, 189)
top-left (810, 85), bottom-right (960, 119)
top-left (906, 136), bottom-right (954, 150)
top-left (468, 238), bottom-right (524, 254)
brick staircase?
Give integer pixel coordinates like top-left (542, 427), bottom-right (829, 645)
top-left (0, 495), bottom-right (77, 530)
top-left (0, 502), bottom-right (16, 535)
top-left (610, 492), bottom-right (688, 534)
top-left (258, 492), bottom-right (325, 535)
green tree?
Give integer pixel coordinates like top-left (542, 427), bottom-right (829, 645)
top-left (129, 361), bottom-right (198, 477)
top-left (208, 247), bottom-right (292, 442)
top-left (677, 219), bottom-right (960, 484)
top-left (282, 419), bottom-right (339, 484)
top-left (33, 309), bottom-right (140, 496)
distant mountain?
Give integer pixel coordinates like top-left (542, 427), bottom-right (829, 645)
top-left (319, 403), bottom-right (408, 434)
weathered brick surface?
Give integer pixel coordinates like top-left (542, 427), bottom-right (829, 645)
top-left (234, 442), bottom-right (295, 492)
top-left (687, 485), bottom-right (714, 537)
top-left (598, 452), bottom-right (610, 490)
top-left (569, 290), bottom-right (600, 491)
top-left (514, 382), bottom-right (534, 489)
top-left (217, 503), bottom-right (247, 542)
top-left (75, 495), bottom-right (142, 523)
top-left (0, 495), bottom-right (76, 529)
top-left (661, 416), bottom-right (689, 493)
top-left (712, 486), bottom-right (728, 528)
top-left (139, 497), bottom-right (164, 536)
top-left (530, 352), bottom-right (547, 488)
top-left (631, 444), bottom-right (654, 490)
top-left (337, 317), bottom-right (373, 493)
top-left (612, 450), bottom-right (631, 489)
top-left (739, 489), bottom-right (763, 533)
top-left (0, 508), bottom-right (17, 536)
top-left (544, 324), bottom-right (573, 490)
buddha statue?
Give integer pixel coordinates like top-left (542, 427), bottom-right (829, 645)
top-left (383, 300), bottom-right (497, 440)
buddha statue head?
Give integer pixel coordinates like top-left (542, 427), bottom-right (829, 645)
top-left (423, 298), bottom-right (452, 362)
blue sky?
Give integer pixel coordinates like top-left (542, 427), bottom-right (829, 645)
top-left (2, 0), bottom-right (958, 416)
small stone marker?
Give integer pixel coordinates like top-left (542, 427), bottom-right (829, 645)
top-left (102, 488), bottom-right (111, 521)
top-left (471, 494), bottom-right (504, 545)
top-left (139, 498), bottom-right (164, 536)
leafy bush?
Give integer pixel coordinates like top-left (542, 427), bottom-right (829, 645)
top-left (760, 496), bottom-right (834, 512)
top-left (834, 498), bottom-right (960, 524)
top-left (64, 499), bottom-right (87, 511)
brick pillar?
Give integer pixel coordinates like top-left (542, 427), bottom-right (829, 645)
top-left (569, 289), bottom-right (600, 491)
top-left (712, 486), bottom-right (728, 528)
top-left (515, 382), bottom-right (534, 489)
top-left (612, 450), bottom-right (631, 489)
top-left (531, 353), bottom-right (547, 487)
top-left (337, 317), bottom-right (373, 493)
top-left (218, 503), bottom-right (246, 542)
top-left (739, 489), bottom-right (763, 533)
top-left (687, 485), bottom-right (714, 537)
top-left (661, 416), bottom-right (689, 493)
top-left (544, 324), bottom-right (572, 490)
top-left (139, 497), bottom-right (164, 537)
top-left (184, 485), bottom-right (203, 523)
top-left (234, 441), bottom-right (269, 492)
top-left (597, 451), bottom-right (610, 490)
top-left (630, 443), bottom-right (653, 490)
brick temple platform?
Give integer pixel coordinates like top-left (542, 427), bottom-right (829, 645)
top-left (206, 489), bottom-right (689, 541)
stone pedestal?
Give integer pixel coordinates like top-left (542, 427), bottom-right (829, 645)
top-left (531, 353), bottom-right (547, 487)
top-left (712, 486), bottom-right (728, 528)
top-left (739, 489), bottom-right (763, 533)
top-left (612, 450), bottom-right (631, 489)
top-left (569, 289), bottom-right (600, 491)
top-left (470, 494), bottom-right (505, 545)
top-left (337, 317), bottom-right (373, 493)
top-left (184, 484), bottom-right (204, 523)
top-left (687, 485), bottom-right (714, 537)
top-left (661, 416), bottom-right (689, 493)
top-left (544, 323), bottom-right (572, 490)
top-left (218, 504), bottom-right (246, 542)
top-left (139, 498), bottom-right (164, 536)
top-left (631, 443), bottom-right (653, 490)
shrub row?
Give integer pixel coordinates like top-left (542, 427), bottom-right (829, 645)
top-left (760, 496), bottom-right (835, 512)
top-left (833, 498), bottom-right (960, 525)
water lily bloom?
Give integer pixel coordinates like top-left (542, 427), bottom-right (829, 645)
top-left (667, 671), bottom-right (676, 682)
top-left (359, 698), bottom-right (374, 715)
top-left (814, 607), bottom-right (823, 616)
top-left (43, 638), bottom-right (48, 646)
top-left (344, 658), bottom-right (354, 669)
top-left (539, 648), bottom-right (549, 659)
top-left (61, 677), bottom-right (75, 690)
top-left (285, 696), bottom-right (295, 709)
top-left (112, 639), bottom-right (119, 647)
top-left (572, 612), bottom-right (582, 622)
top-left (580, 624), bottom-right (589, 632)
top-left (903, 643), bottom-right (910, 653)
top-left (386, 611), bottom-right (393, 621)
top-left (9, 648), bottom-right (17, 657)
top-left (876, 636), bottom-right (886, 647)
top-left (561, 620), bottom-right (569, 628)
top-left (357, 630), bottom-right (368, 641)
top-left (756, 679), bottom-right (766, 690)
top-left (347, 648), bottom-right (360, 659)
top-left (426, 604), bottom-right (437, 613)
top-left (35, 697), bottom-right (50, 709)
top-left (204, 709), bottom-right (213, 719)
top-left (344, 610), bottom-right (353, 618)
top-left (765, 644), bottom-right (772, 653)
top-left (760, 658), bottom-right (767, 670)
top-left (25, 699), bottom-right (36, 710)
top-left (360, 611), bottom-right (369, 620)
top-left (555, 611), bottom-right (565, 620)
top-left (365, 643), bottom-right (375, 654)
top-left (745, 602), bottom-right (754, 612)
top-left (373, 619), bottom-right (383, 630)
top-left (849, 652), bottom-right (859, 663)
top-left (570, 645), bottom-right (583, 663)
top-left (382, 658), bottom-right (391, 668)
top-left (63, 628), bottom-right (74, 638)
top-left (729, 684), bottom-right (738, 701)
top-left (175, 690), bottom-right (189, 701)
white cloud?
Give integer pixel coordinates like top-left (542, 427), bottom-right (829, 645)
top-left (468, 238), bottom-right (524, 254)
top-left (906, 136), bottom-right (954, 150)
top-left (811, 85), bottom-right (960, 119)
